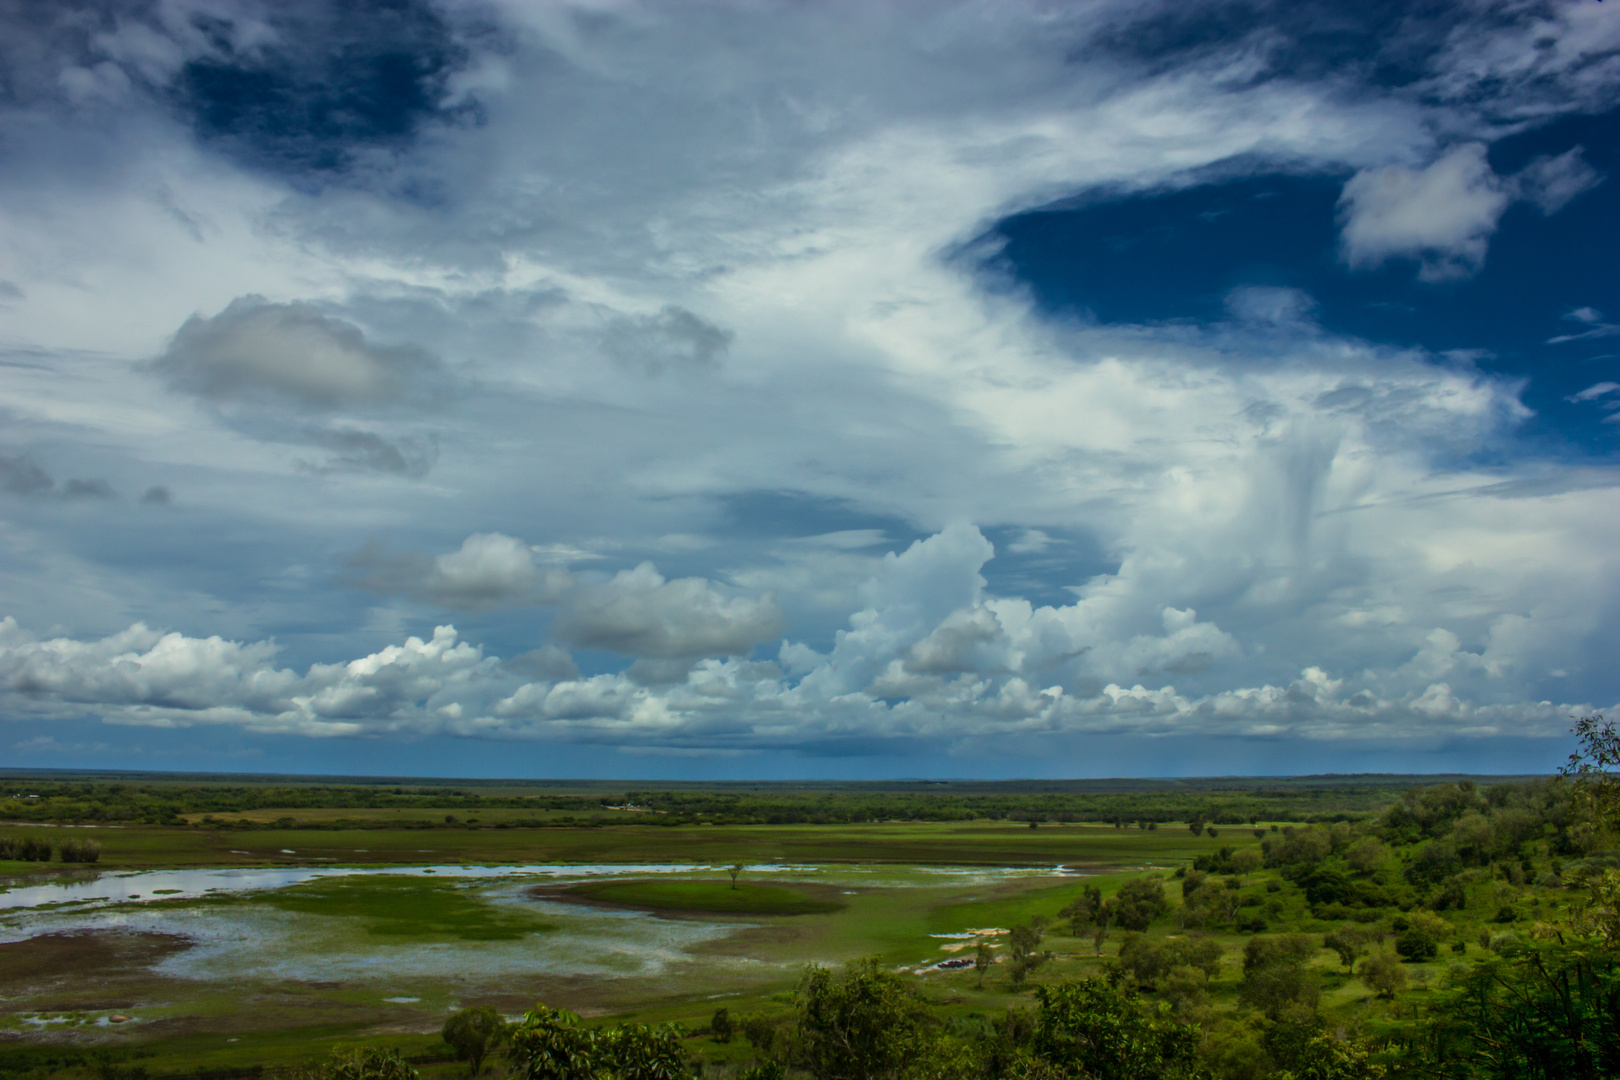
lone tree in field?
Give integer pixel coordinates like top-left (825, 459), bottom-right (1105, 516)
top-left (442, 1006), bottom-right (509, 1077)
top-left (1006, 920), bottom-right (1049, 987)
top-left (727, 863), bottom-right (745, 889)
top-left (974, 939), bottom-right (993, 988)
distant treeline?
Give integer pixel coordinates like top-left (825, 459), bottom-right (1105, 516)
top-left (0, 778), bottom-right (1417, 829)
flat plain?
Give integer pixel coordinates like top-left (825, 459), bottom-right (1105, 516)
top-left (0, 772), bottom-right (1568, 1080)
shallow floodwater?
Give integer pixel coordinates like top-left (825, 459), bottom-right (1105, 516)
top-left (0, 873), bottom-right (756, 986)
top-left (0, 861), bottom-right (1080, 992)
top-left (3, 901), bottom-right (735, 983)
top-left (0, 861), bottom-right (1073, 913)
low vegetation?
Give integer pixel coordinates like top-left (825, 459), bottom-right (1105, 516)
top-left (0, 774), bottom-right (1474, 832)
top-left (568, 880), bottom-right (842, 916)
top-left (2, 721), bottom-right (1616, 1080)
top-left (258, 875), bottom-right (555, 941)
top-left (0, 835), bottom-right (97, 862)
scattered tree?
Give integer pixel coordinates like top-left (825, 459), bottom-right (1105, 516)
top-left (1346, 837), bottom-right (1387, 875)
top-left (1060, 885), bottom-right (1103, 937)
top-left (596, 1023), bottom-right (689, 1080)
top-left (1031, 974), bottom-right (1203, 1080)
top-left (741, 1013), bottom-right (783, 1057)
top-left (1161, 965), bottom-right (1210, 1020)
top-left (1324, 927), bottom-right (1378, 972)
top-left (1359, 951), bottom-right (1405, 999)
top-left (509, 1006), bottom-right (598, 1080)
top-left (442, 1006), bottom-right (510, 1077)
top-left (1110, 877), bottom-right (1170, 932)
top-left (1240, 935), bottom-right (1321, 1019)
top-left (1006, 921), bottom-right (1048, 987)
top-left (796, 958), bottom-right (922, 1080)
top-left (1395, 911), bottom-right (1449, 962)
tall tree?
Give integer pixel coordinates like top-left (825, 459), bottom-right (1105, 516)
top-left (442, 1007), bottom-right (510, 1077)
top-left (795, 958), bottom-right (923, 1080)
top-left (1030, 974), bottom-right (1203, 1080)
top-left (509, 1006), bottom-right (598, 1080)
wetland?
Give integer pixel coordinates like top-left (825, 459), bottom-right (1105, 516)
top-left (0, 770), bottom-right (1607, 1079)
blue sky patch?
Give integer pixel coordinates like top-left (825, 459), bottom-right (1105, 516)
top-left (990, 106), bottom-right (1619, 454)
top-left (178, 0), bottom-right (472, 175)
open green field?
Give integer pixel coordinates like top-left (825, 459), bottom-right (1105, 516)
top-left (258, 875), bottom-right (557, 940)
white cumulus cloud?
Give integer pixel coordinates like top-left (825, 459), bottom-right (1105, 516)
top-left (1337, 144), bottom-right (1513, 281)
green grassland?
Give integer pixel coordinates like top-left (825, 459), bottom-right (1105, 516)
top-left (257, 875), bottom-right (556, 940)
top-left (569, 879), bottom-right (844, 915)
top-left (0, 818), bottom-right (1257, 874)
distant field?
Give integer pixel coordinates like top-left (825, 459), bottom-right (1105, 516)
top-left (175, 805), bottom-right (652, 825)
top-left (0, 818), bottom-right (1262, 873)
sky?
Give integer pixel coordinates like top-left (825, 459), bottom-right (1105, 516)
top-left (0, 0), bottom-right (1617, 780)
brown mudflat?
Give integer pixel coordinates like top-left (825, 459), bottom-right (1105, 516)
top-left (0, 930), bottom-right (191, 985)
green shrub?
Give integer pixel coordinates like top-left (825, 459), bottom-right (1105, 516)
top-left (441, 1006), bottom-right (509, 1076)
top-left (0, 836), bottom-right (54, 861)
top-left (59, 837), bottom-right (101, 863)
top-left (1396, 927), bottom-right (1439, 962)
top-left (300, 1048), bottom-right (418, 1080)
top-left (796, 958), bottom-right (923, 1080)
top-left (1110, 877), bottom-right (1169, 931)
top-left (1031, 974), bottom-right (1203, 1079)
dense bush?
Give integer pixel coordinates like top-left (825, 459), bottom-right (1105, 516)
top-left (59, 837), bottom-right (101, 863)
top-left (1116, 933), bottom-right (1222, 989)
top-left (298, 1049), bottom-right (418, 1080)
top-left (1031, 974), bottom-right (1204, 1080)
top-left (0, 836), bottom-right (53, 861)
top-left (1291, 865), bottom-right (1391, 909)
top-left (1110, 877), bottom-right (1169, 931)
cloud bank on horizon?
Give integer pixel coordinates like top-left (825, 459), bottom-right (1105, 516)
top-left (0, 0), bottom-right (1617, 777)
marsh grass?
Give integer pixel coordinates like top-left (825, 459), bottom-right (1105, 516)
top-left (571, 879), bottom-right (842, 915)
top-left (260, 875), bottom-right (554, 940)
